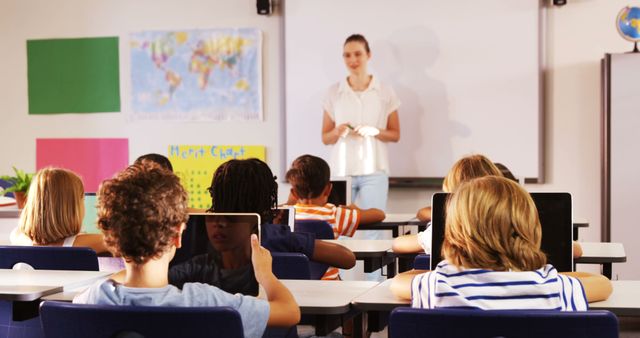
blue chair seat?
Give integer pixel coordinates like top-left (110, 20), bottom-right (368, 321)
top-left (389, 307), bottom-right (619, 338)
top-left (272, 252), bottom-right (311, 280)
top-left (40, 301), bottom-right (245, 338)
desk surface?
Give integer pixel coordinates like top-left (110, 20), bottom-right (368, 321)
top-left (273, 280), bottom-right (378, 315)
top-left (590, 281), bottom-right (640, 316)
top-left (577, 242), bottom-right (627, 263)
top-left (324, 239), bottom-right (393, 257)
top-left (351, 279), bottom-right (407, 312)
top-left (0, 269), bottom-right (111, 301)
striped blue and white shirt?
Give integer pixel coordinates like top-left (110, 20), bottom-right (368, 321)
top-left (411, 261), bottom-right (588, 311)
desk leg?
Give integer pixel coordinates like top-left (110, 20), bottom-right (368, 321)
top-left (392, 227), bottom-right (398, 238)
top-left (574, 228), bottom-right (579, 241)
top-left (603, 263), bottom-right (612, 280)
top-left (351, 312), bottom-right (369, 338)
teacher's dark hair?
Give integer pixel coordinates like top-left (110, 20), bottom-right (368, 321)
top-left (344, 34), bottom-right (370, 53)
top-left (207, 158), bottom-right (278, 224)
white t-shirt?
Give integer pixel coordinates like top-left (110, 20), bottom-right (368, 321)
top-left (416, 224), bottom-right (432, 253)
top-left (323, 76), bottom-right (400, 176)
top-left (411, 261), bottom-right (588, 311)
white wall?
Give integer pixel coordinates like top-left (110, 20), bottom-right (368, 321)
top-left (0, 0), bottom-right (285, 178)
top-left (1, 1), bottom-right (637, 258)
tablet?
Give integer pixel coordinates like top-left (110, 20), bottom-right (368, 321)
top-left (171, 213), bottom-right (261, 295)
top-left (430, 192), bottom-right (573, 272)
top-left (274, 206), bottom-right (295, 230)
top-left (328, 176), bottom-right (352, 206)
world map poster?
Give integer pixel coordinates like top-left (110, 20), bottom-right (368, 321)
top-left (130, 28), bottom-right (262, 120)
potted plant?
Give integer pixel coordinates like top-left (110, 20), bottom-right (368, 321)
top-left (0, 167), bottom-right (34, 209)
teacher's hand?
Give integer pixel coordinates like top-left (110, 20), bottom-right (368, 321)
top-left (335, 123), bottom-right (352, 138)
top-left (355, 125), bottom-right (380, 137)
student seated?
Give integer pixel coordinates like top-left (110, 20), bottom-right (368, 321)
top-left (169, 158), bottom-right (355, 290)
top-left (393, 154), bottom-right (502, 254)
top-left (10, 167), bottom-right (108, 254)
top-left (390, 176), bottom-right (612, 309)
top-left (393, 155), bottom-right (583, 259)
top-left (285, 154), bottom-right (385, 280)
top-left (74, 163), bottom-right (300, 338)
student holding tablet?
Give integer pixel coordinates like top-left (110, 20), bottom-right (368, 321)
top-left (75, 163), bottom-right (299, 338)
top-left (390, 176), bottom-right (612, 309)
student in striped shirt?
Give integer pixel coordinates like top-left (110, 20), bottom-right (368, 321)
top-left (390, 176), bottom-right (612, 310)
top-left (286, 154), bottom-right (385, 280)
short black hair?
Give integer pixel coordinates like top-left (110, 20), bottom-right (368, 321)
top-left (286, 154), bottom-right (330, 199)
top-left (208, 158), bottom-right (277, 224)
top-left (135, 153), bottom-right (173, 172)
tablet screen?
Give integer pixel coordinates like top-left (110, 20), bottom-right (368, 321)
top-left (430, 192), bottom-right (573, 272)
top-left (170, 213), bottom-right (261, 296)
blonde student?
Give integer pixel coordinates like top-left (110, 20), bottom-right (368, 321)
top-left (285, 154), bottom-right (385, 280)
top-left (74, 163), bottom-right (300, 338)
top-left (393, 154), bottom-right (502, 254)
top-left (390, 176), bottom-right (612, 309)
top-left (10, 167), bottom-right (107, 254)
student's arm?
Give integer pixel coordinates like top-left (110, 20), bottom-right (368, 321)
top-left (251, 235), bottom-right (300, 327)
top-left (560, 271), bottom-right (613, 302)
top-left (312, 240), bottom-right (356, 269)
top-left (390, 269), bottom-right (428, 300)
top-left (375, 111), bottom-right (400, 143)
top-left (355, 207), bottom-right (385, 225)
top-left (322, 111), bottom-right (351, 145)
top-left (73, 234), bottom-right (110, 255)
top-left (416, 206), bottom-right (432, 222)
top-left (392, 234), bottom-right (424, 254)
top-left (572, 241), bottom-right (583, 258)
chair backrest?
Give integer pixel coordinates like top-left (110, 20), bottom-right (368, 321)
top-left (272, 252), bottom-right (311, 280)
top-left (293, 220), bottom-right (333, 279)
top-left (40, 301), bottom-right (245, 338)
top-left (412, 254), bottom-right (429, 270)
top-left (389, 307), bottom-right (619, 338)
top-left (0, 246), bottom-right (99, 271)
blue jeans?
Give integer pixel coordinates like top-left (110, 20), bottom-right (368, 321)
top-left (351, 171), bottom-right (388, 212)
top-left (348, 171), bottom-right (390, 282)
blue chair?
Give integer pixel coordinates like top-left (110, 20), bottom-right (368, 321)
top-left (0, 246), bottom-right (99, 271)
top-left (413, 254), bottom-right (430, 270)
top-left (272, 252), bottom-right (311, 280)
top-left (40, 301), bottom-right (244, 338)
top-left (294, 220), bottom-right (333, 279)
top-left (389, 307), bottom-right (619, 338)
top-left (0, 246), bottom-right (99, 338)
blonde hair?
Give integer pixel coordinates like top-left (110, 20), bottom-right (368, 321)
top-left (442, 176), bottom-right (547, 271)
top-left (442, 154), bottom-right (502, 192)
top-left (18, 168), bottom-right (85, 245)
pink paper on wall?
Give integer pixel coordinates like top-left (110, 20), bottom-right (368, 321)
top-left (36, 138), bottom-right (129, 192)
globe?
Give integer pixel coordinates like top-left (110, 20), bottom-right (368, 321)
top-left (617, 6), bottom-right (640, 42)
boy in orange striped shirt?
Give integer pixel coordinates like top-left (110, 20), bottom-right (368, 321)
top-left (286, 154), bottom-right (385, 280)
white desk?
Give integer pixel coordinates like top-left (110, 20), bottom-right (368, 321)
top-left (358, 213), bottom-right (427, 237)
top-left (576, 242), bottom-right (627, 279)
top-left (325, 239), bottom-right (396, 277)
top-left (0, 269), bottom-right (111, 301)
top-left (590, 281), bottom-right (640, 316)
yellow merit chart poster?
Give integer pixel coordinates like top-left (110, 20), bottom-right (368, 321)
top-left (169, 145), bottom-right (266, 209)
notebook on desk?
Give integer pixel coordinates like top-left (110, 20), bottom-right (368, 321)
top-left (430, 192), bottom-right (573, 272)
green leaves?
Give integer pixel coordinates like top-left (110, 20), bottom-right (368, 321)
top-left (0, 167), bottom-right (34, 196)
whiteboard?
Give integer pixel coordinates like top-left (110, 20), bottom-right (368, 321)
top-left (284, 0), bottom-right (542, 182)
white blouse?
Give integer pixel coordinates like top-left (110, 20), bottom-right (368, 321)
top-left (323, 76), bottom-right (400, 176)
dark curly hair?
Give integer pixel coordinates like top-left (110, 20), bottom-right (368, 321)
top-left (208, 158), bottom-right (277, 224)
top-left (134, 153), bottom-right (173, 172)
top-left (285, 154), bottom-right (330, 199)
top-left (97, 162), bottom-right (188, 265)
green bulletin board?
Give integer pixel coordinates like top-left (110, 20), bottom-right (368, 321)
top-left (27, 37), bottom-right (120, 114)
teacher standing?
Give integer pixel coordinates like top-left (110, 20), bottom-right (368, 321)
top-left (321, 34), bottom-right (400, 212)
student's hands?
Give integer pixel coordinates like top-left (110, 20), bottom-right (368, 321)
top-left (355, 125), bottom-right (380, 137)
top-left (250, 234), bottom-right (275, 284)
